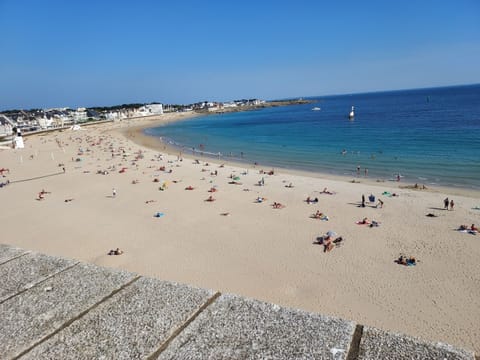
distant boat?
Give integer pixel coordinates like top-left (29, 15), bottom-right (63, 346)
top-left (349, 106), bottom-right (355, 119)
top-left (312, 107), bottom-right (321, 111)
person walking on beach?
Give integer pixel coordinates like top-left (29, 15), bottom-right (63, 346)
top-left (112, 188), bottom-right (117, 198)
top-left (444, 197), bottom-right (449, 210)
top-left (450, 199), bottom-right (454, 211)
top-left (361, 194), bottom-right (366, 208)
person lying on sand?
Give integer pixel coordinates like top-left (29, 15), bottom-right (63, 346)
top-left (108, 248), bottom-right (124, 255)
top-left (313, 211), bottom-right (329, 220)
top-left (285, 183), bottom-right (294, 188)
top-left (306, 197), bottom-right (318, 204)
top-left (208, 187), bottom-right (218, 192)
top-left (272, 202), bottom-right (285, 209)
top-left (358, 217), bottom-right (370, 225)
top-left (395, 255), bottom-right (416, 266)
top-left (64, 198), bottom-right (74, 202)
top-left (185, 186), bottom-right (195, 190)
top-left (206, 195), bottom-right (215, 202)
top-left (320, 187), bottom-right (334, 195)
top-left (256, 196), bottom-right (266, 203)
top-left (145, 200), bottom-right (156, 204)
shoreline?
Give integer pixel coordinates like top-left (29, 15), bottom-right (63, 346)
top-left (122, 113), bottom-right (480, 199)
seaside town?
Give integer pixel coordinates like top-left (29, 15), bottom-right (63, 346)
top-left (0, 99), bottom-right (272, 142)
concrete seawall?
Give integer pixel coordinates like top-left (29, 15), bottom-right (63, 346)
top-left (0, 244), bottom-right (475, 359)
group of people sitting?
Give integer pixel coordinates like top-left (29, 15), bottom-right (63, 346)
top-left (459, 224), bottom-right (478, 233)
top-left (314, 233), bottom-right (344, 252)
top-left (395, 255), bottom-right (416, 266)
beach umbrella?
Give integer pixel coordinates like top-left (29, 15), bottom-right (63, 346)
top-left (326, 230), bottom-right (337, 238)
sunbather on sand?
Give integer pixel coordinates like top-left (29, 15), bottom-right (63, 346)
top-left (396, 255), bottom-right (416, 266)
top-left (272, 202), bottom-right (285, 209)
top-left (108, 248), bottom-right (124, 255)
top-left (313, 211), bottom-right (328, 220)
top-left (185, 186), bottom-right (194, 190)
top-left (206, 195), bottom-right (215, 202)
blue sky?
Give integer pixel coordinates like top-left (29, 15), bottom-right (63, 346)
top-left (0, 0), bottom-right (479, 110)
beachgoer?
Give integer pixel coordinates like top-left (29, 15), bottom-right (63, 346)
top-left (112, 188), bottom-right (117, 197)
top-left (471, 224), bottom-right (479, 232)
top-left (206, 195), bottom-right (215, 202)
top-left (108, 248), bottom-right (124, 255)
top-left (377, 199), bottom-right (384, 208)
top-left (356, 165), bottom-right (360, 175)
top-left (365, 168), bottom-right (368, 177)
top-left (397, 256), bottom-right (416, 266)
top-left (444, 197), bottom-right (449, 210)
top-left (450, 199), bottom-right (454, 211)
top-left (361, 194), bottom-right (365, 207)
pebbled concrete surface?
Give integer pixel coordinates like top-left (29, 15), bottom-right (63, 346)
top-left (357, 326), bottom-right (475, 360)
top-left (156, 293), bottom-right (356, 360)
top-left (0, 244), bottom-right (28, 264)
top-left (21, 277), bottom-right (216, 360)
top-left (0, 251), bottom-right (77, 303)
top-left (0, 262), bottom-right (136, 359)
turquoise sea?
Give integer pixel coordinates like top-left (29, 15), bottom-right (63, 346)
top-left (145, 84), bottom-right (480, 190)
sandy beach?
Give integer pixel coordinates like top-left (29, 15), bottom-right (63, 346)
top-left (1, 113), bottom-right (479, 353)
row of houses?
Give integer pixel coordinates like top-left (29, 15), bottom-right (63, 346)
top-left (1, 97), bottom-right (266, 136)
top-left (0, 104), bottom-right (165, 135)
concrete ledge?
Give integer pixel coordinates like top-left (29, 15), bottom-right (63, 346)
top-left (156, 293), bottom-right (356, 359)
top-left (0, 244), bottom-right (28, 264)
top-left (0, 251), bottom-right (77, 303)
top-left (21, 277), bottom-right (216, 359)
top-left (0, 262), bottom-right (137, 359)
top-left (358, 326), bottom-right (475, 360)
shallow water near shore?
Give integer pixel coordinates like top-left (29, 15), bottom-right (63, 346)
top-left (145, 84), bottom-right (480, 190)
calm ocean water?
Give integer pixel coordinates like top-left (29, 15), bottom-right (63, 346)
top-left (145, 84), bottom-right (480, 190)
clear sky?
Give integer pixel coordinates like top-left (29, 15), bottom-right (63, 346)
top-left (1, 0), bottom-right (479, 110)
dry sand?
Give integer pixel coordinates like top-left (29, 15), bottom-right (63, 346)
top-left (1, 113), bottom-right (479, 353)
